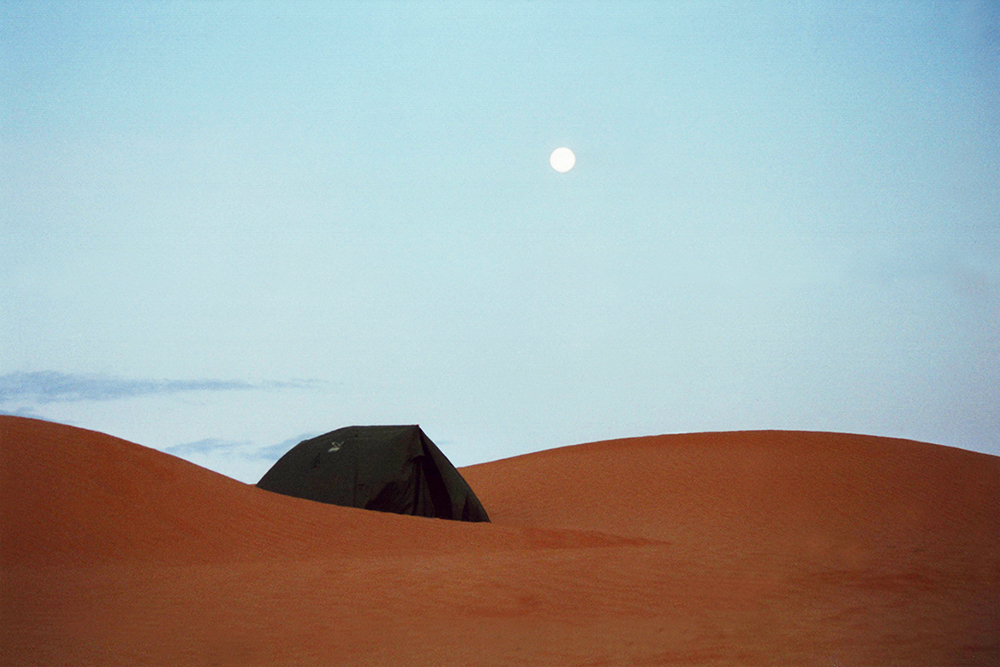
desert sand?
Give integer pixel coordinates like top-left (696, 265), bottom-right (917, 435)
top-left (1, 416), bottom-right (997, 665)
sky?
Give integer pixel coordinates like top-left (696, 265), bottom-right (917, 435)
top-left (2, 1), bottom-right (998, 483)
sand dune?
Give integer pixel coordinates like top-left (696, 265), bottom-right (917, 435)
top-left (1, 417), bottom-right (618, 569)
top-left (2, 416), bottom-right (997, 665)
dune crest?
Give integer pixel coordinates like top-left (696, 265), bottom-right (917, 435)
top-left (2, 417), bottom-right (997, 666)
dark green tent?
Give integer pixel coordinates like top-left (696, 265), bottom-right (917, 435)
top-left (256, 425), bottom-right (489, 522)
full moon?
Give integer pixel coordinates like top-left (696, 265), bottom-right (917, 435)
top-left (549, 147), bottom-right (576, 173)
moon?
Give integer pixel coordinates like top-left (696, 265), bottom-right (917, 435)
top-left (549, 147), bottom-right (576, 173)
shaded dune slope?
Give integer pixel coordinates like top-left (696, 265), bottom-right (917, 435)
top-left (463, 430), bottom-right (998, 565)
top-left (2, 417), bottom-right (998, 666)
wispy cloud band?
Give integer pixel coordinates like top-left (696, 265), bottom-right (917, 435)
top-left (166, 434), bottom-right (317, 461)
top-left (0, 371), bottom-right (319, 404)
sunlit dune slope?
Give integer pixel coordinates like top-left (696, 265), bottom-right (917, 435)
top-left (0, 417), bottom-right (625, 568)
top-left (2, 417), bottom-right (997, 666)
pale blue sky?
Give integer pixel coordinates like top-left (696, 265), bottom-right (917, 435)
top-left (2, 1), bottom-right (998, 482)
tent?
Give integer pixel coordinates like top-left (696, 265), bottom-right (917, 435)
top-left (256, 425), bottom-right (490, 522)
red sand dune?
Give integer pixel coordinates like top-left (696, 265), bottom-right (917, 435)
top-left (2, 416), bottom-right (997, 666)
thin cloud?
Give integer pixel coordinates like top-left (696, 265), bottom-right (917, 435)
top-left (253, 434), bottom-right (320, 462)
top-left (166, 434), bottom-right (317, 461)
top-left (0, 405), bottom-right (44, 418)
top-left (166, 432), bottom-right (318, 475)
top-left (166, 438), bottom-right (252, 457)
top-left (163, 433), bottom-right (321, 484)
top-left (0, 371), bottom-right (321, 404)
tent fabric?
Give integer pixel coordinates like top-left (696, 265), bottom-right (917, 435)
top-left (256, 425), bottom-right (490, 522)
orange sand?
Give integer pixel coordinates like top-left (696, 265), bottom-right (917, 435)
top-left (2, 416), bottom-right (997, 665)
